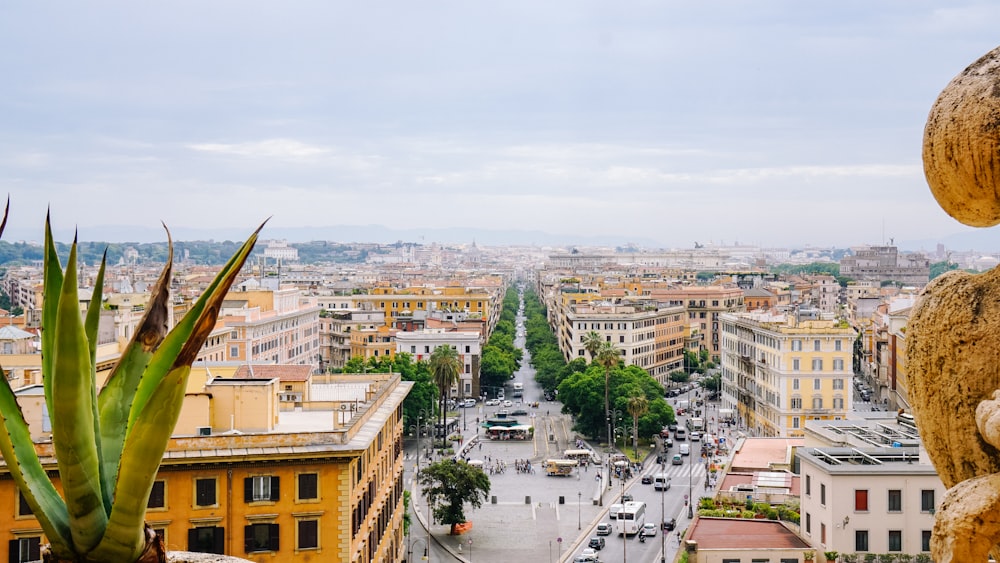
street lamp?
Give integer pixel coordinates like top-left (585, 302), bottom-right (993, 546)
top-left (408, 537), bottom-right (428, 562)
top-left (468, 538), bottom-right (473, 562)
top-left (578, 491), bottom-right (582, 530)
top-left (660, 461), bottom-right (666, 563)
top-left (687, 446), bottom-right (694, 519)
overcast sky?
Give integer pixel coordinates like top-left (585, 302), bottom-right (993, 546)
top-left (3, 2), bottom-right (1000, 248)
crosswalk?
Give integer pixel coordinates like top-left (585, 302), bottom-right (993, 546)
top-left (644, 460), bottom-right (708, 481)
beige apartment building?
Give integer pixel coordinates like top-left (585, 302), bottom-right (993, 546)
top-left (719, 310), bottom-right (855, 437)
top-left (648, 285), bottom-right (745, 362)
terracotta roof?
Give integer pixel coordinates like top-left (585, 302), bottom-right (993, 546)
top-left (689, 517), bottom-right (811, 549)
top-left (233, 364), bottom-right (313, 382)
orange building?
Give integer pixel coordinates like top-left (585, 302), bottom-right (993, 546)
top-left (1, 368), bottom-right (412, 563)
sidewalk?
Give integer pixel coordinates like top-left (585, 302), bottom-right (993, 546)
top-left (410, 419), bottom-right (617, 563)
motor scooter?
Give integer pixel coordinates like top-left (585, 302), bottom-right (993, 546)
top-left (639, 532), bottom-right (646, 543)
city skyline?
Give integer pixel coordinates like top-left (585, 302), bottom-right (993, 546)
top-left (4, 2), bottom-right (1000, 248)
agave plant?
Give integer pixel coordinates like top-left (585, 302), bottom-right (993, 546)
top-left (0, 205), bottom-right (263, 562)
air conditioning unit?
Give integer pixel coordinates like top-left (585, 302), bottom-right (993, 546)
top-left (197, 426), bottom-right (212, 436)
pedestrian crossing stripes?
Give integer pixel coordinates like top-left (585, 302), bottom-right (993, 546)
top-left (647, 462), bottom-right (707, 481)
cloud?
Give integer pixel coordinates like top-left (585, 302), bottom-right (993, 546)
top-left (187, 139), bottom-right (330, 160)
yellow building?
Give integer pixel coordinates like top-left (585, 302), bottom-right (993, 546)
top-left (2, 368), bottom-right (412, 563)
top-left (720, 310), bottom-right (855, 437)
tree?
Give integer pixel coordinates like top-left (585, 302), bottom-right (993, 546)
top-left (627, 394), bottom-right (649, 458)
top-left (429, 345), bottom-right (461, 442)
top-left (669, 370), bottom-right (690, 384)
top-left (702, 372), bottom-right (722, 393)
top-left (418, 460), bottom-right (491, 535)
top-left (582, 331), bottom-right (604, 362)
top-left (595, 341), bottom-right (620, 447)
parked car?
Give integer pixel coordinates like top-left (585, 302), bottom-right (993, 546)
top-left (662, 518), bottom-right (677, 531)
top-left (596, 522), bottom-right (612, 536)
top-left (588, 537), bottom-right (606, 550)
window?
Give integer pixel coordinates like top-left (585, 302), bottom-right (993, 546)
top-left (821, 523), bottom-right (826, 543)
top-left (855, 489), bottom-right (869, 511)
top-left (298, 473), bottom-right (318, 501)
top-left (834, 359), bottom-right (844, 371)
top-left (812, 398), bottom-right (823, 409)
top-left (855, 530), bottom-right (869, 552)
top-left (791, 398), bottom-right (802, 409)
top-left (792, 417), bottom-right (800, 429)
top-left (245, 523), bottom-right (280, 553)
top-left (820, 484), bottom-right (826, 506)
top-left (833, 378), bottom-right (844, 390)
top-left (16, 491), bottom-right (32, 517)
top-left (792, 340), bottom-right (802, 351)
top-left (620, 335), bottom-right (625, 343)
top-left (188, 526), bottom-right (225, 554)
top-left (921, 530), bottom-right (932, 552)
top-left (8, 537), bottom-right (40, 563)
top-left (812, 359), bottom-right (823, 371)
top-left (722, 560), bottom-right (740, 563)
top-left (793, 378), bottom-right (800, 390)
top-left (246, 476), bottom-right (280, 503)
top-left (195, 478), bottom-right (217, 507)
top-left (297, 519), bottom-right (319, 550)
top-left (888, 530), bottom-right (902, 551)
top-left (229, 346), bottom-right (239, 358)
top-left (833, 398), bottom-right (844, 409)
top-left (814, 340), bottom-right (821, 351)
top-left (805, 474), bottom-right (811, 496)
top-left (813, 378), bottom-right (821, 390)
top-left (147, 480), bottom-right (166, 509)
top-left (793, 359), bottom-right (800, 371)
top-left (888, 489), bottom-right (902, 512)
top-left (805, 512), bottom-right (811, 534)
top-left (835, 339), bottom-right (842, 351)
top-left (921, 489), bottom-right (935, 512)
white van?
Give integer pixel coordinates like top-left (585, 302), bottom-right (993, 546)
top-left (609, 503), bottom-right (623, 520)
top-left (653, 473), bottom-right (671, 490)
top-left (679, 443), bottom-right (691, 456)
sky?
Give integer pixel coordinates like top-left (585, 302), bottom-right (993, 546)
top-left (3, 1), bottom-right (1000, 249)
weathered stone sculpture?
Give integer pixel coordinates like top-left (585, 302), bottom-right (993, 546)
top-left (909, 44), bottom-right (1000, 563)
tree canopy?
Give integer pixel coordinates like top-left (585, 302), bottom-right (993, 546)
top-left (418, 460), bottom-right (491, 535)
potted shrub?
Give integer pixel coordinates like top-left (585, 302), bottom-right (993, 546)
top-left (824, 551), bottom-right (839, 563)
top-left (0, 207), bottom-right (263, 562)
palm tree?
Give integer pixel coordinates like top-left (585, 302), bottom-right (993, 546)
top-left (429, 345), bottom-right (461, 447)
top-left (627, 394), bottom-right (649, 459)
top-left (595, 341), bottom-right (619, 448)
top-left (582, 331), bottom-right (604, 362)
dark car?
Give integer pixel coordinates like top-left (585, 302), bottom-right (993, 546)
top-left (510, 408), bottom-right (529, 416)
top-left (662, 518), bottom-right (676, 531)
top-left (641, 475), bottom-right (653, 484)
top-left (588, 537), bottom-right (606, 550)
top-left (622, 493), bottom-right (634, 502)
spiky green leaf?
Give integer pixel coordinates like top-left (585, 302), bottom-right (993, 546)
top-left (0, 374), bottom-right (74, 558)
top-left (128, 222), bottom-right (264, 428)
top-left (50, 240), bottom-right (106, 553)
top-left (97, 239), bottom-right (171, 513)
top-left (90, 365), bottom-right (190, 562)
top-left (41, 213), bottom-right (64, 426)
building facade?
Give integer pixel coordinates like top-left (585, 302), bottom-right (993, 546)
top-left (720, 311), bottom-right (855, 437)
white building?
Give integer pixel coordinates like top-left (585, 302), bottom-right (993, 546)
top-left (395, 329), bottom-right (482, 399)
top-left (797, 445), bottom-right (942, 559)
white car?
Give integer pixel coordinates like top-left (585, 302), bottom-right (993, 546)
top-left (690, 431), bottom-right (701, 441)
top-left (504, 400), bottom-right (513, 407)
top-left (641, 522), bottom-right (658, 537)
top-left (485, 399), bottom-right (500, 406)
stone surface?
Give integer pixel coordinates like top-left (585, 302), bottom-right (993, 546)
top-left (923, 44), bottom-right (1000, 227)
top-left (908, 266), bottom-right (1000, 562)
top-left (166, 553), bottom-right (252, 563)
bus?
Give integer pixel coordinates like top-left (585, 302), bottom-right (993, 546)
top-left (687, 417), bottom-right (704, 431)
top-left (545, 459), bottom-right (578, 476)
top-left (563, 449), bottom-right (597, 465)
top-left (512, 382), bottom-right (524, 398)
top-left (617, 501), bottom-right (646, 536)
